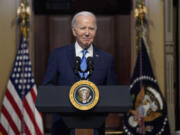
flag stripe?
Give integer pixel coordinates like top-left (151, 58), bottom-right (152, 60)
top-left (0, 124), bottom-right (8, 135)
top-left (33, 85), bottom-right (38, 95)
top-left (3, 96), bottom-right (21, 131)
top-left (7, 127), bottom-right (16, 135)
top-left (34, 109), bottom-right (44, 133)
top-left (31, 86), bottom-right (43, 133)
top-left (5, 88), bottom-right (22, 120)
top-left (0, 114), bottom-right (8, 135)
top-left (30, 89), bottom-right (44, 133)
top-left (31, 86), bottom-right (37, 103)
top-left (24, 95), bottom-right (43, 135)
top-left (24, 108), bottom-right (36, 135)
top-left (26, 89), bottom-right (36, 111)
top-left (24, 122), bottom-right (32, 135)
top-left (0, 114), bottom-right (16, 135)
top-left (1, 105), bottom-right (19, 135)
top-left (7, 80), bottom-right (22, 111)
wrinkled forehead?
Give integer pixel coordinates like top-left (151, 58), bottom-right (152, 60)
top-left (76, 15), bottom-right (96, 24)
top-left (72, 14), bottom-right (97, 29)
top-left (76, 14), bottom-right (95, 20)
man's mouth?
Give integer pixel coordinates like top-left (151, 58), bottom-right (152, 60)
top-left (83, 38), bottom-right (91, 41)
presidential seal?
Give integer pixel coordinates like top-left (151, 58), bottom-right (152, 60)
top-left (69, 80), bottom-right (99, 111)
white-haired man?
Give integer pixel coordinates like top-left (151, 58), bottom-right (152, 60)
top-left (43, 11), bottom-right (118, 135)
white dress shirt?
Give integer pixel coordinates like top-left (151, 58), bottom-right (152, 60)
top-left (75, 41), bottom-right (93, 58)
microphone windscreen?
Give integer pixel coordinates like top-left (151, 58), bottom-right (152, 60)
top-left (87, 57), bottom-right (93, 65)
top-left (74, 56), bottom-right (81, 74)
top-left (74, 56), bottom-right (81, 64)
top-left (87, 57), bottom-right (94, 73)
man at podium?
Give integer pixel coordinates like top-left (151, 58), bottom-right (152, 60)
top-left (43, 11), bottom-right (118, 135)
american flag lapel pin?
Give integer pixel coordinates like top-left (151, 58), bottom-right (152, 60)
top-left (95, 54), bottom-right (99, 57)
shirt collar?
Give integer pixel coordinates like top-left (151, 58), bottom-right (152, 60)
top-left (75, 41), bottom-right (93, 58)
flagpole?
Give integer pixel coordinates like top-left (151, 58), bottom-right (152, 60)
top-left (134, 0), bottom-right (148, 134)
top-left (17, 0), bottom-right (31, 134)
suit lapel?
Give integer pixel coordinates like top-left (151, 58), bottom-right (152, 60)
top-left (93, 46), bottom-right (100, 67)
top-left (67, 44), bottom-right (75, 70)
top-left (88, 46), bottom-right (101, 81)
top-left (66, 43), bottom-right (81, 82)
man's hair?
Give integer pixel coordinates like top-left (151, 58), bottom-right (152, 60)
top-left (71, 11), bottom-right (97, 29)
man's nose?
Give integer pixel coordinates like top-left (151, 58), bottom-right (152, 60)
top-left (85, 29), bottom-right (90, 36)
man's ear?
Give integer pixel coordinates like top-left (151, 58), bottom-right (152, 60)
top-left (72, 27), bottom-right (77, 37)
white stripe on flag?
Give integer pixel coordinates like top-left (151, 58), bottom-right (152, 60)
top-left (34, 107), bottom-right (44, 133)
top-left (33, 85), bottom-right (44, 133)
top-left (0, 114), bottom-right (15, 135)
top-left (24, 107), bottom-right (35, 135)
top-left (3, 96), bottom-right (21, 131)
top-left (26, 90), bottom-right (44, 134)
top-left (8, 80), bottom-right (22, 109)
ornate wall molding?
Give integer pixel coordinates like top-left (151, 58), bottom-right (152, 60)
top-left (165, 0), bottom-right (173, 42)
top-left (177, 0), bottom-right (180, 131)
top-left (164, 0), bottom-right (175, 134)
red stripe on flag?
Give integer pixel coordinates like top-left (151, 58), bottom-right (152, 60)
top-left (30, 88), bottom-right (36, 104)
top-left (1, 105), bottom-right (20, 135)
top-left (24, 123), bottom-right (32, 135)
top-left (23, 97), bottom-right (43, 135)
top-left (30, 88), bottom-right (43, 117)
top-left (0, 123), bottom-right (8, 135)
top-left (31, 89), bottom-right (43, 117)
top-left (6, 88), bottom-right (22, 120)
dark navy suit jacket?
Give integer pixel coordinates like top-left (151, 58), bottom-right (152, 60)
top-left (43, 44), bottom-right (118, 135)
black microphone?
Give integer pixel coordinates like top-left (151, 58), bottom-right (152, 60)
top-left (87, 57), bottom-right (94, 76)
top-left (73, 56), bottom-right (81, 76)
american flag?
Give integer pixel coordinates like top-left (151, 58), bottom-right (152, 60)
top-left (0, 37), bottom-right (44, 135)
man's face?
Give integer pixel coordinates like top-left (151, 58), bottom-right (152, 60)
top-left (72, 15), bottom-right (97, 49)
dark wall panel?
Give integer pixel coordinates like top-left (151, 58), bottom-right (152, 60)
top-left (94, 16), bottom-right (115, 55)
top-left (34, 16), bottom-right (49, 85)
top-left (49, 16), bottom-right (73, 52)
top-left (115, 15), bottom-right (131, 84)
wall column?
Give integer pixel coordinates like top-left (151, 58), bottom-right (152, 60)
top-left (164, 0), bottom-right (176, 134)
